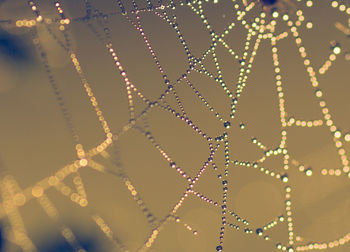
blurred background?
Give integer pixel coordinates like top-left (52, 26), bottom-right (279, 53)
top-left (0, 0), bottom-right (349, 251)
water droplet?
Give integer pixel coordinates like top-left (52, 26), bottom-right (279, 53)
top-left (216, 245), bottom-right (223, 251)
top-left (271, 8), bottom-right (279, 18)
top-left (281, 174), bottom-right (288, 183)
top-left (330, 41), bottom-right (341, 54)
top-left (305, 168), bottom-right (312, 176)
top-left (344, 132), bottom-right (350, 141)
top-left (256, 228), bottom-right (263, 236)
top-left (224, 121), bottom-right (231, 128)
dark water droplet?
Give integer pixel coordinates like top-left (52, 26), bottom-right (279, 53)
top-left (256, 228), bottom-right (263, 236)
top-left (216, 245), bottom-right (223, 251)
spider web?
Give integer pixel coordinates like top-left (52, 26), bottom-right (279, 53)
top-left (0, 0), bottom-right (349, 251)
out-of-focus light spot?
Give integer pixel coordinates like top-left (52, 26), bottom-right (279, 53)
top-left (32, 186), bottom-right (44, 198)
top-left (79, 159), bottom-right (88, 167)
top-left (345, 52), bottom-right (350, 61)
top-left (344, 133), bottom-right (350, 142)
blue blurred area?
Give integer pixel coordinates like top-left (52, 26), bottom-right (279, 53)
top-left (38, 234), bottom-right (101, 252)
top-left (261, 0), bottom-right (278, 5)
top-left (0, 28), bottom-right (32, 64)
top-left (0, 226), bottom-right (101, 252)
top-left (0, 227), bottom-right (3, 252)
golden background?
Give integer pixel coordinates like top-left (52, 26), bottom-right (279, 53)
top-left (0, 0), bottom-right (349, 251)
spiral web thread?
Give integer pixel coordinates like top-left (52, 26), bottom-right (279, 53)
top-left (0, 0), bottom-right (350, 251)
